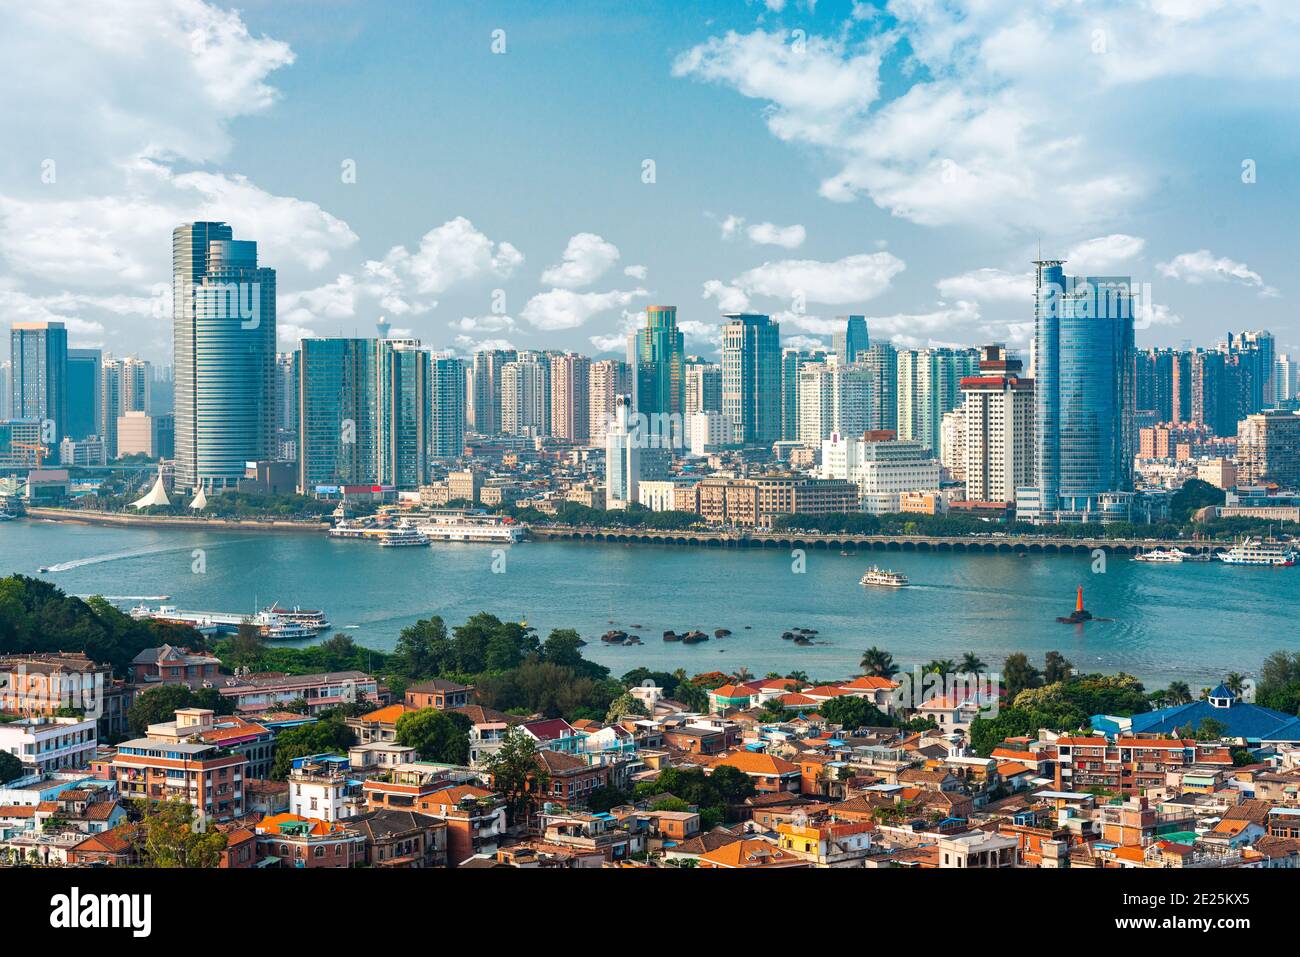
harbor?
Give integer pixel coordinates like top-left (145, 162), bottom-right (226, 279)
top-left (2, 517), bottom-right (1295, 685)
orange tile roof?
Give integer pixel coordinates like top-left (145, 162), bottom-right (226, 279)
top-left (777, 693), bottom-right (818, 707)
top-left (698, 838), bottom-right (803, 868)
top-left (358, 704), bottom-right (411, 724)
top-left (257, 813), bottom-right (347, 836)
top-left (996, 762), bottom-right (1031, 777)
top-left (802, 685), bottom-right (855, 698)
top-left (710, 684), bottom-right (751, 699)
top-left (1109, 845), bottom-right (1146, 863)
top-left (842, 675), bottom-right (899, 691)
top-left (991, 748), bottom-right (1039, 762)
top-left (1116, 738), bottom-right (1191, 749)
top-left (711, 751), bottom-right (799, 776)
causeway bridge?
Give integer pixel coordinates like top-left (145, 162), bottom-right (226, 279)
top-left (530, 525), bottom-right (1229, 556)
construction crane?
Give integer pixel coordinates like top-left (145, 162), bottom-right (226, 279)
top-left (11, 442), bottom-right (49, 469)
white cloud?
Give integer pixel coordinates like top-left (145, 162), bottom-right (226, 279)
top-left (746, 221), bottom-right (807, 249)
top-left (702, 279), bottom-right (752, 313)
top-left (540, 232), bottom-right (620, 288)
top-left (1157, 249), bottom-right (1275, 294)
top-left (623, 264), bottom-right (648, 280)
top-left (729, 251), bottom-right (905, 305)
top-left (936, 267), bottom-right (1032, 303)
top-left (673, 6), bottom-right (1300, 231)
top-left (371, 217), bottom-right (522, 298)
top-left (454, 335), bottom-right (516, 354)
top-left (521, 287), bottom-right (649, 331)
top-left (1065, 234), bottom-right (1146, 273)
top-left (278, 274), bottom-right (358, 329)
top-left (451, 315), bottom-right (515, 333)
top-left (719, 214), bottom-right (745, 241)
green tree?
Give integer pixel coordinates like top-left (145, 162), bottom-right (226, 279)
top-left (860, 647), bottom-right (898, 678)
top-left (960, 652), bottom-right (987, 674)
top-left (392, 616), bottom-right (451, 679)
top-left (587, 785), bottom-right (630, 813)
top-left (1002, 652), bottom-right (1042, 700)
top-left (395, 708), bottom-right (472, 764)
top-left (1166, 681), bottom-right (1193, 705)
top-left (1224, 673), bottom-right (1246, 696)
top-left (0, 750), bottom-right (23, 784)
top-left (922, 659), bottom-right (957, 678)
top-left (604, 692), bottom-right (649, 724)
top-left (269, 716), bottom-right (355, 780)
top-left (137, 799), bottom-right (228, 868)
top-left (1043, 651), bottom-right (1074, 685)
top-left (486, 727), bottom-right (545, 825)
top-left (818, 695), bottom-right (889, 731)
top-left (128, 684), bottom-right (198, 734)
top-left (1188, 716), bottom-right (1228, 741)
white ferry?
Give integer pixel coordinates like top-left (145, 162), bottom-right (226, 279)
top-left (378, 526), bottom-right (431, 547)
top-left (414, 515), bottom-right (526, 543)
top-left (265, 603), bottom-right (331, 630)
top-left (860, 566), bottom-right (909, 587)
top-left (1134, 547), bottom-right (1210, 563)
top-left (130, 604), bottom-right (325, 640)
top-left (1216, 537), bottom-right (1296, 567)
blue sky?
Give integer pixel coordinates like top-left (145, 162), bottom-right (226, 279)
top-left (1, 0), bottom-right (1297, 364)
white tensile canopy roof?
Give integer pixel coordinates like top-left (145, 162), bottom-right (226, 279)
top-left (130, 471), bottom-right (171, 509)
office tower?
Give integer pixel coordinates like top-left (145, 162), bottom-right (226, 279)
top-left (500, 355), bottom-right (549, 437)
top-left (781, 347), bottom-right (825, 442)
top-left (173, 222), bottom-right (276, 491)
top-left (468, 348), bottom-right (516, 435)
top-left (1190, 350), bottom-right (1242, 437)
top-left (896, 347), bottom-right (980, 452)
top-left (429, 354), bottom-right (466, 459)
top-left (635, 305), bottom-right (684, 417)
top-left (0, 361), bottom-right (9, 419)
top-left (549, 352), bottom-right (590, 443)
top-left (1237, 411), bottom-right (1300, 486)
top-left (9, 320), bottom-right (68, 442)
top-left (605, 393), bottom-right (639, 509)
top-left (66, 348), bottom-right (102, 441)
top-left (721, 313), bottom-right (781, 445)
top-left (297, 338), bottom-right (380, 491)
top-left (588, 358), bottom-right (630, 447)
top-left (960, 344), bottom-right (1034, 504)
top-left (1021, 261), bottom-right (1135, 521)
top-left (858, 343), bottom-right (898, 433)
top-left (832, 315), bottom-right (869, 365)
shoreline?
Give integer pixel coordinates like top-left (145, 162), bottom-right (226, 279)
top-left (18, 507), bottom-right (1231, 555)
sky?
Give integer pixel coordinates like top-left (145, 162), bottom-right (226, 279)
top-left (1, 0), bottom-right (1298, 366)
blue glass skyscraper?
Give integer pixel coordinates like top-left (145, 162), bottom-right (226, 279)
top-left (1024, 260), bottom-right (1136, 520)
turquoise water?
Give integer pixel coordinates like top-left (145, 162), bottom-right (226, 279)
top-left (1, 518), bottom-right (1296, 686)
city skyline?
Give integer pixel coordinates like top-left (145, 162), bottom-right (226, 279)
top-left (1, 0), bottom-right (1297, 366)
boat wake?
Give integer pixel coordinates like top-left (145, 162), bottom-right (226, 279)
top-left (40, 541), bottom-right (229, 574)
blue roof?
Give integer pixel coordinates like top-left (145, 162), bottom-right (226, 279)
top-left (1209, 684), bottom-right (1235, 700)
top-left (1093, 699), bottom-right (1300, 743)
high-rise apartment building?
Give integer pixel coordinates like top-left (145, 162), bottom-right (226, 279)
top-left (589, 359), bottom-right (631, 447)
top-left (549, 352), bottom-right (590, 443)
top-left (468, 348), bottom-right (516, 436)
top-left (173, 222), bottom-right (276, 491)
top-left (897, 347), bottom-right (979, 453)
top-left (781, 348), bottom-right (826, 442)
top-left (500, 354), bottom-right (550, 437)
top-left (721, 313), bottom-right (781, 445)
top-left (959, 345), bottom-right (1034, 504)
top-left (100, 356), bottom-right (151, 458)
top-left (429, 354), bottom-right (466, 460)
top-left (1236, 412), bottom-right (1300, 487)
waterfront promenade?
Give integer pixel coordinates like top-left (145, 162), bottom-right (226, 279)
top-left (21, 508), bottom-right (1226, 555)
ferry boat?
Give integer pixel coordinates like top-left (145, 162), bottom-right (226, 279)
top-left (860, 566), bottom-right (909, 587)
top-left (265, 603), bottom-right (331, 631)
top-left (414, 515), bottom-right (526, 543)
top-left (130, 604), bottom-right (326, 640)
top-left (1216, 537), bottom-right (1296, 567)
top-left (378, 526), bottom-right (431, 547)
top-left (1134, 547), bottom-right (1211, 563)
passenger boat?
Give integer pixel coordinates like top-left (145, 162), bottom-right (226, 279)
top-left (860, 566), bottom-right (909, 587)
top-left (129, 604), bottom-right (325, 639)
top-left (378, 526), bottom-right (431, 547)
top-left (1216, 537), bottom-right (1296, 567)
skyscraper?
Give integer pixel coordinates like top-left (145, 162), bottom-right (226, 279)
top-left (832, 315), bottom-right (869, 365)
top-left (635, 305), bottom-right (684, 417)
top-left (468, 348), bottom-right (516, 435)
top-left (66, 348), bottom-right (102, 442)
top-left (605, 393), bottom-right (639, 509)
top-left (0, 361), bottom-right (10, 420)
top-left (683, 357), bottom-right (721, 415)
top-left (721, 313), bottom-right (781, 445)
top-left (589, 359), bottom-right (631, 447)
top-left (173, 222), bottom-right (276, 491)
top-left (780, 347), bottom-right (826, 442)
top-left (275, 352), bottom-right (299, 462)
top-left (859, 343), bottom-right (898, 433)
top-left (1021, 260), bottom-right (1135, 521)
top-left (9, 320), bottom-right (68, 442)
top-left (500, 354), bottom-right (549, 437)
top-left (897, 347), bottom-right (979, 452)
top-left (959, 345), bottom-right (1034, 504)
top-left (549, 352), bottom-right (591, 443)
top-left (429, 353), bottom-right (466, 460)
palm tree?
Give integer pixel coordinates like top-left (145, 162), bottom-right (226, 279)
top-left (1225, 673), bottom-right (1246, 696)
top-left (960, 652), bottom-right (987, 674)
top-left (860, 647), bottom-right (898, 678)
top-left (1166, 681), bottom-right (1192, 705)
top-left (922, 659), bottom-right (957, 679)
top-left (1148, 690), bottom-right (1170, 709)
